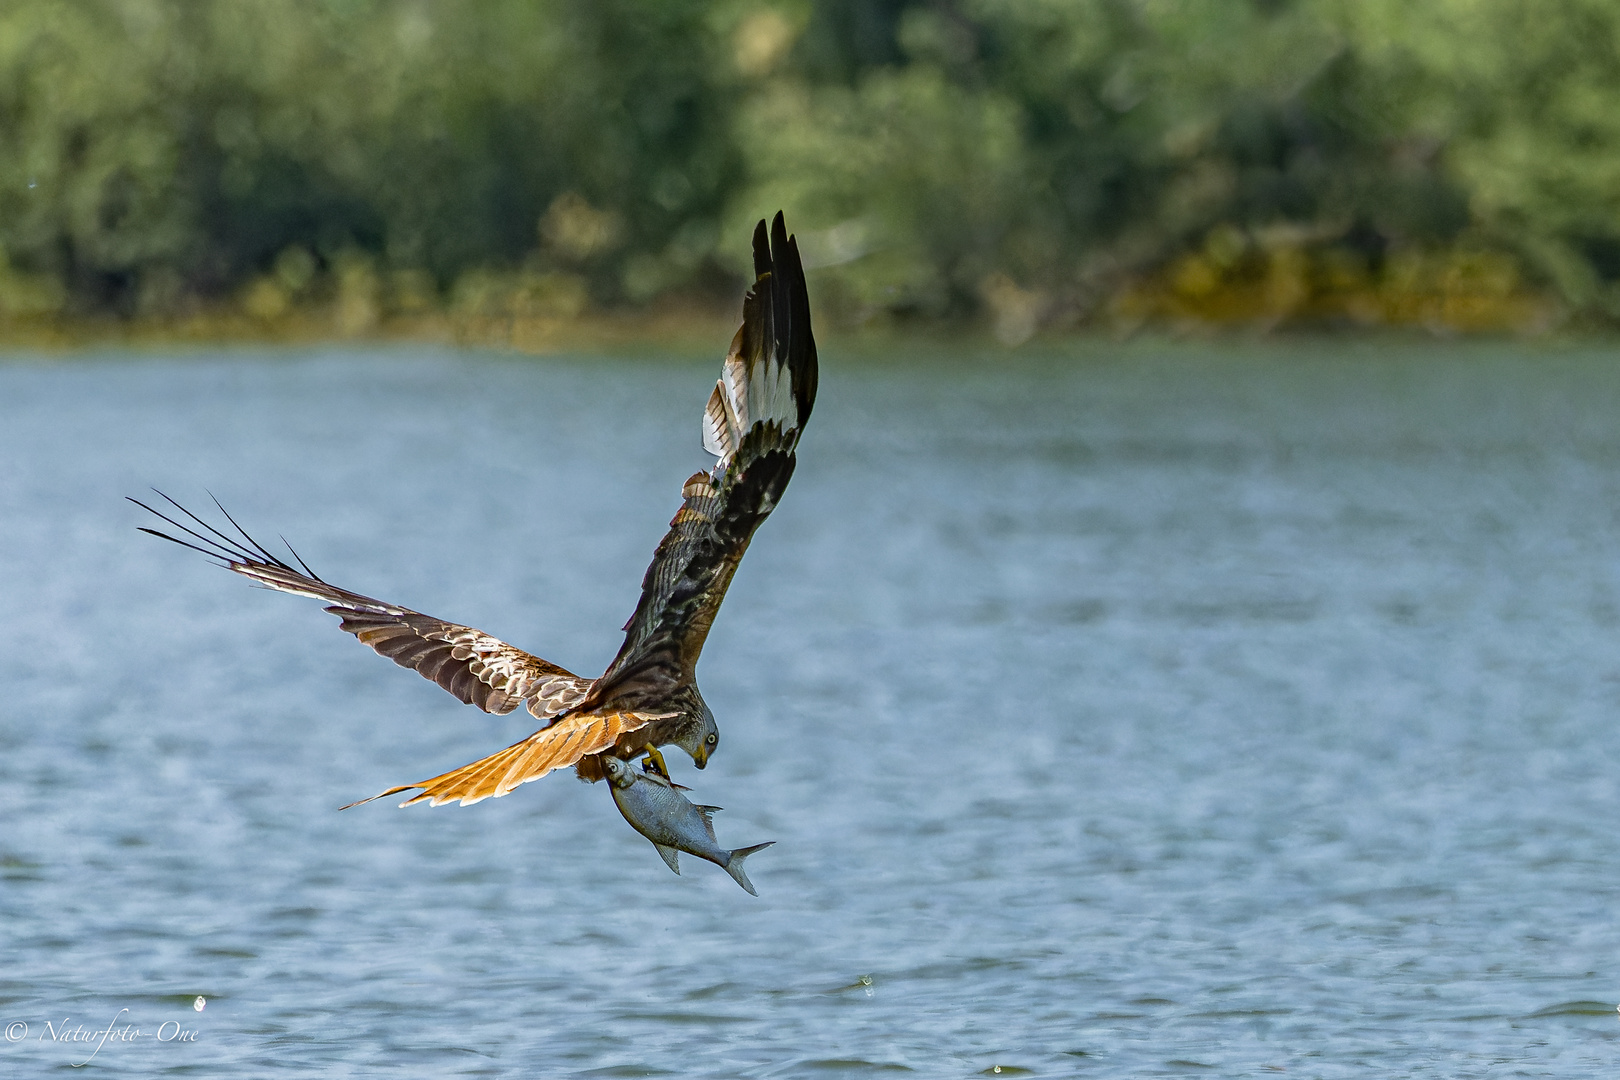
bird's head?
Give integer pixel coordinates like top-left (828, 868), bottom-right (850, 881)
top-left (677, 699), bottom-right (719, 769)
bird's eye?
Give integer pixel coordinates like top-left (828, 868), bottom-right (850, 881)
top-left (706, 734), bottom-right (717, 745)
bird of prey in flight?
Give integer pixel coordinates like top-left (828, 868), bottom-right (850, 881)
top-left (134, 212), bottom-right (817, 807)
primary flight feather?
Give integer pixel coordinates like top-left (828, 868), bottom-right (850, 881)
top-left (135, 212), bottom-right (817, 806)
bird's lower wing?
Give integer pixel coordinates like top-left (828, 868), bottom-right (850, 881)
top-left (345, 709), bottom-right (675, 808)
top-left (131, 492), bottom-right (591, 719)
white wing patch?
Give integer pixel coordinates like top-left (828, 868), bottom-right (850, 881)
top-left (723, 354), bottom-right (751, 433)
top-left (704, 343), bottom-right (798, 468)
top-left (703, 379), bottom-right (739, 460)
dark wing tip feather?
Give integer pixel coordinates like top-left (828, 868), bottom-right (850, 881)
top-left (768, 216), bottom-right (790, 379)
top-left (278, 534), bottom-right (323, 582)
top-left (133, 490), bottom-right (326, 584)
top-left (205, 490), bottom-right (284, 567)
top-left (130, 493), bottom-right (273, 568)
top-left (786, 234), bottom-right (817, 427)
top-left (769, 211), bottom-right (788, 264)
top-left (752, 218), bottom-right (771, 280)
top-left (133, 523), bottom-right (232, 567)
top-left (764, 213), bottom-right (817, 428)
top-left (744, 213), bottom-right (817, 429)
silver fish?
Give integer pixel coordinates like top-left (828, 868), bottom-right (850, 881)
top-left (602, 756), bottom-right (773, 895)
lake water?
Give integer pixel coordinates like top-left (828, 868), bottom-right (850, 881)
top-left (1, 340), bottom-right (1619, 1077)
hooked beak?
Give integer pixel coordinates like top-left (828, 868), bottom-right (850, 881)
top-left (692, 746), bottom-right (709, 770)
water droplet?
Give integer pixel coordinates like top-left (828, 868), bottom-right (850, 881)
top-left (27, 178), bottom-right (36, 189)
top-left (193, 997), bottom-right (206, 1012)
top-left (994, 1068), bottom-right (1002, 1075)
top-left (859, 974), bottom-right (874, 998)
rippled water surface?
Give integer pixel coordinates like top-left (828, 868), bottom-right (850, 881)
top-left (3, 342), bottom-right (1620, 1077)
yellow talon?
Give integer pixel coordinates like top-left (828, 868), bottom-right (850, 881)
top-left (639, 745), bottom-right (670, 779)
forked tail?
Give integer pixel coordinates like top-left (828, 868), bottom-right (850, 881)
top-left (723, 841), bottom-right (774, 896)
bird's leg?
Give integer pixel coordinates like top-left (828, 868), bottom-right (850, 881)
top-left (639, 745), bottom-right (670, 780)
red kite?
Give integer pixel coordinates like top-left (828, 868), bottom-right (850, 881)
top-left (135, 212), bottom-right (817, 808)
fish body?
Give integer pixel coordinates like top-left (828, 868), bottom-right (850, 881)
top-left (602, 756), bottom-right (773, 895)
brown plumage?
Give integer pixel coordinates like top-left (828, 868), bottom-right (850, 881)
top-left (133, 212), bottom-right (817, 806)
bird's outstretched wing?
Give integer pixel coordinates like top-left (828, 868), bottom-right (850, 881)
top-left (130, 493), bottom-right (591, 720)
top-left (583, 212), bottom-right (817, 711)
top-left (344, 708), bottom-right (674, 807)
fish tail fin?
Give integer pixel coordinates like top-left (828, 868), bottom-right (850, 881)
top-left (723, 841), bottom-right (774, 896)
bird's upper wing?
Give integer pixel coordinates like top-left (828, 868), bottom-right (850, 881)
top-left (344, 708), bottom-right (674, 807)
top-left (582, 212), bottom-right (817, 711)
top-left (131, 494), bottom-right (591, 720)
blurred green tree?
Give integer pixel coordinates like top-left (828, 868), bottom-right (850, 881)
top-left (0, 0), bottom-right (1613, 332)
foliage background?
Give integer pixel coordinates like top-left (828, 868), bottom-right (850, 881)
top-left (2, 0), bottom-right (1616, 338)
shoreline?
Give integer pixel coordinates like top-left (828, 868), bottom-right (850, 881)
top-left (0, 303), bottom-right (1595, 358)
